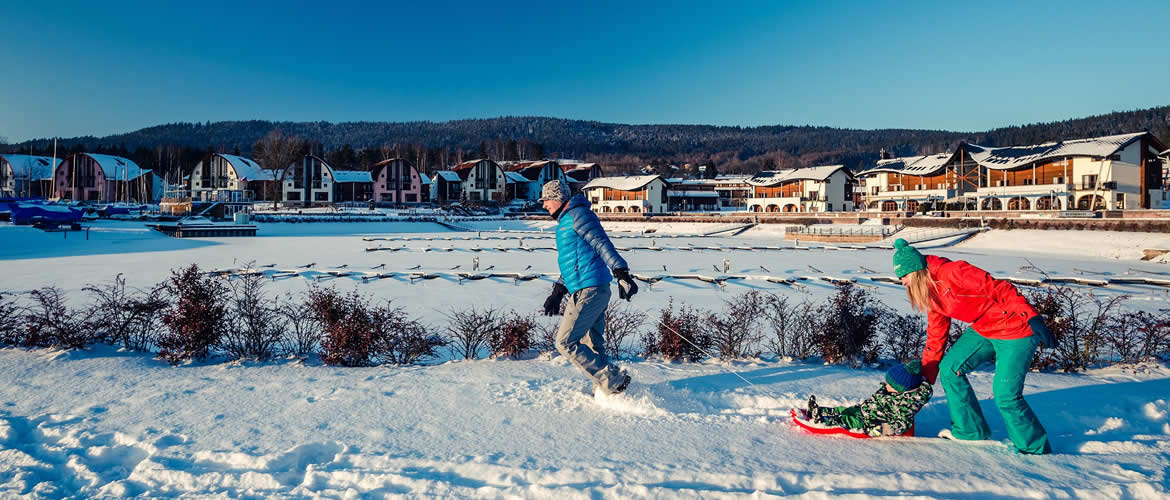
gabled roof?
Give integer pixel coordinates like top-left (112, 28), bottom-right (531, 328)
top-left (435, 171), bottom-right (461, 182)
top-left (565, 169), bottom-right (592, 182)
top-left (863, 153), bottom-right (953, 176)
top-left (964, 132), bottom-right (1147, 171)
top-left (83, 153), bottom-right (150, 180)
top-left (0, 154), bottom-right (60, 180)
top-left (559, 162), bottom-right (598, 173)
top-left (746, 165), bottom-right (850, 186)
top-left (419, 174), bottom-right (432, 185)
top-left (333, 170), bottom-right (372, 183)
top-left (582, 175), bottom-right (664, 191)
top-left (218, 153), bottom-right (272, 181)
top-left (504, 171), bottom-right (529, 184)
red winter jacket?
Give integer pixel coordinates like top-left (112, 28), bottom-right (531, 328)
top-left (920, 255), bottom-right (1038, 383)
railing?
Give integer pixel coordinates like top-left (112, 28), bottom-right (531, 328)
top-left (784, 225), bottom-right (902, 237)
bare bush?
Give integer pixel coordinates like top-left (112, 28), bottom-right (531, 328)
top-left (307, 288), bottom-right (441, 366)
top-left (25, 287), bottom-right (91, 349)
top-left (763, 295), bottom-right (819, 360)
top-left (1104, 310), bottom-right (1170, 364)
top-left (881, 309), bottom-right (926, 363)
top-left (490, 311), bottom-right (536, 358)
top-left (604, 301), bottom-right (644, 360)
top-left (531, 316), bottom-right (560, 354)
top-left (641, 299), bottom-right (711, 362)
top-left (221, 272), bottom-right (285, 361)
top-left (158, 264), bottom-right (229, 364)
top-left (816, 283), bottom-right (882, 367)
top-left (1027, 287), bottom-right (1126, 371)
top-left (84, 274), bottom-right (168, 351)
top-left (0, 292), bottom-right (24, 346)
top-left (279, 292), bottom-right (321, 357)
top-left (443, 306), bottom-right (503, 360)
top-left (707, 290), bottom-right (766, 360)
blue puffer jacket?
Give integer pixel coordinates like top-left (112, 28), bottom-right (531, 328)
top-left (555, 194), bottom-right (628, 293)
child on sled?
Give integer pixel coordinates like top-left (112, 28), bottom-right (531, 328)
top-left (806, 360), bottom-right (933, 437)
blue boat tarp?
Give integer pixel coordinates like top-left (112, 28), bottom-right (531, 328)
top-left (10, 203), bottom-right (84, 225)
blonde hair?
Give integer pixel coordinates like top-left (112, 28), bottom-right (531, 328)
top-left (904, 268), bottom-right (937, 313)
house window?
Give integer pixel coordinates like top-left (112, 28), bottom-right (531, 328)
top-left (287, 192), bottom-right (301, 201)
top-left (314, 192), bottom-right (328, 201)
top-left (1082, 175), bottom-right (1098, 190)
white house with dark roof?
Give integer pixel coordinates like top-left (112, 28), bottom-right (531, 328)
top-left (581, 175), bottom-right (669, 214)
top-left (0, 154), bottom-right (60, 198)
top-left (283, 155), bottom-right (337, 206)
top-left (745, 165), bottom-right (854, 212)
top-left (190, 153), bottom-right (274, 203)
top-left (54, 153), bottom-right (159, 202)
top-left (858, 153), bottom-right (954, 212)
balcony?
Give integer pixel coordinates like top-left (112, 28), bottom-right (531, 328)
top-left (862, 188), bottom-right (950, 201)
top-left (976, 183), bottom-right (1071, 196)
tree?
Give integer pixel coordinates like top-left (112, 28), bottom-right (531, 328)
top-left (252, 129), bottom-right (307, 208)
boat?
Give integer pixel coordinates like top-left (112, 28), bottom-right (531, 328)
top-left (146, 215), bottom-right (257, 238)
top-left (9, 202), bottom-right (85, 226)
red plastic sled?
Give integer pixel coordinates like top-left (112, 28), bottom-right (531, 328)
top-left (790, 408), bottom-right (914, 438)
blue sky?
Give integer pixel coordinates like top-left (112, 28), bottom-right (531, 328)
top-left (2, 0), bottom-right (1168, 142)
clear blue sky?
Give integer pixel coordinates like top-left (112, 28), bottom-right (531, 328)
top-left (2, 0), bottom-right (1168, 142)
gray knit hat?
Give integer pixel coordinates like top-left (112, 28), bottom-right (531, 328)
top-left (538, 180), bottom-right (571, 202)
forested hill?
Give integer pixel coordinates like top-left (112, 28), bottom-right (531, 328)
top-left (8, 106), bottom-right (1169, 174)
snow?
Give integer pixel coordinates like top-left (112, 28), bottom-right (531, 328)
top-left (746, 165), bottom-right (849, 186)
top-left (0, 154), bottom-right (60, 180)
top-left (217, 154), bottom-right (272, 182)
top-left (966, 132), bottom-right (1147, 171)
top-left (1, 220), bottom-right (1169, 497)
top-left (581, 175), bottom-right (663, 192)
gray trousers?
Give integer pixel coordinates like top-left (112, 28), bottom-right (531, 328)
top-left (556, 285), bottom-right (623, 392)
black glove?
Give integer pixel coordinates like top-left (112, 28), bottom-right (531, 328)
top-left (543, 282), bottom-right (569, 316)
top-left (1028, 316), bottom-right (1056, 349)
top-left (613, 268), bottom-right (638, 301)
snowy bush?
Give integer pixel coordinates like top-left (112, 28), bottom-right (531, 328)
top-left (763, 295), bottom-right (819, 360)
top-left (530, 316), bottom-right (560, 354)
top-left (604, 301), bottom-right (644, 360)
top-left (816, 283), bottom-right (882, 367)
top-left (443, 306), bottom-right (504, 360)
top-left (0, 292), bottom-right (23, 346)
top-left (1027, 286), bottom-right (1126, 372)
top-left (307, 288), bottom-right (441, 366)
top-left (24, 287), bottom-right (92, 349)
top-left (278, 292), bottom-right (322, 357)
top-left (880, 310), bottom-right (926, 363)
top-left (221, 271), bottom-right (285, 361)
top-left (158, 264), bottom-right (229, 364)
top-left (1103, 310), bottom-right (1170, 365)
top-left (490, 312), bottom-right (536, 358)
top-left (84, 275), bottom-right (168, 351)
top-left (641, 299), bottom-right (711, 362)
top-left (707, 291), bottom-right (766, 360)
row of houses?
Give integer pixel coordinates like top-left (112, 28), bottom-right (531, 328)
top-left (4, 131), bottom-right (1168, 212)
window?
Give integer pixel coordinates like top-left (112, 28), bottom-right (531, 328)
top-left (314, 192), bottom-right (328, 201)
top-left (1082, 175), bottom-right (1098, 189)
top-left (287, 192), bottom-right (301, 201)
top-left (1023, 178), bottom-right (1033, 185)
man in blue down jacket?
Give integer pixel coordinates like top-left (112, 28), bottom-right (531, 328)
top-left (539, 180), bottom-right (637, 394)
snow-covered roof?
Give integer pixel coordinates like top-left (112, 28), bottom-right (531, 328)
top-left (0, 154), bottom-right (60, 180)
top-left (419, 174), bottom-right (432, 185)
top-left (84, 153), bottom-right (150, 180)
top-left (504, 171), bottom-right (529, 184)
top-left (435, 171), bottom-right (461, 182)
top-left (965, 132), bottom-right (1147, 171)
top-left (864, 153), bottom-right (953, 176)
top-left (582, 175), bottom-right (663, 192)
top-left (218, 154), bottom-right (272, 181)
top-left (332, 170), bottom-right (372, 183)
top-left (746, 165), bottom-right (849, 186)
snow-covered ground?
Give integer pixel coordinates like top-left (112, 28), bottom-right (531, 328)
top-left (1, 220), bottom-right (1169, 497)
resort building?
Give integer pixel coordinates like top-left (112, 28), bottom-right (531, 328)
top-left (857, 153), bottom-right (955, 212)
top-left (581, 175), bottom-right (669, 214)
top-left (666, 175), bottom-right (753, 211)
top-left (53, 153), bottom-right (159, 202)
top-left (745, 165), bottom-right (855, 212)
top-left (452, 159), bottom-right (508, 202)
top-left (283, 155), bottom-right (342, 206)
top-left (501, 160), bottom-right (570, 200)
top-left (331, 170), bottom-right (373, 203)
top-left (371, 158), bottom-right (424, 204)
top-left (559, 162), bottom-right (604, 191)
top-left (190, 153), bottom-right (273, 203)
top-left (432, 170), bottom-right (462, 203)
top-left (0, 154), bottom-right (60, 198)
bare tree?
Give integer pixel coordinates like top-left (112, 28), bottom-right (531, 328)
top-left (442, 306), bottom-right (503, 359)
top-left (252, 129), bottom-right (307, 208)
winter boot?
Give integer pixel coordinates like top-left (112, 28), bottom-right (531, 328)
top-left (612, 374), bottom-right (632, 394)
top-left (807, 396), bottom-right (821, 421)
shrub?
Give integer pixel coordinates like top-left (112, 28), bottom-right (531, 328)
top-left (158, 264), bottom-right (228, 364)
top-left (221, 271), bottom-right (285, 361)
top-left (531, 316), bottom-right (560, 354)
top-left (278, 292), bottom-right (322, 357)
top-left (707, 290), bottom-right (766, 360)
top-left (0, 292), bottom-right (24, 346)
top-left (307, 287), bottom-right (440, 366)
top-left (763, 295), bottom-right (819, 360)
top-left (490, 311), bottom-right (536, 358)
top-left (816, 283), bottom-right (882, 367)
top-left (604, 301), bottom-right (644, 360)
top-left (1027, 286), bottom-right (1126, 371)
top-left (641, 299), bottom-right (711, 362)
top-left (84, 274), bottom-right (168, 351)
top-left (881, 309), bottom-right (926, 363)
top-left (24, 286), bottom-right (92, 349)
top-left (1103, 309), bottom-right (1170, 364)
top-left (443, 306), bottom-right (503, 360)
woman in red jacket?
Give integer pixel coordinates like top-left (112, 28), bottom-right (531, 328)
top-left (893, 238), bottom-right (1054, 454)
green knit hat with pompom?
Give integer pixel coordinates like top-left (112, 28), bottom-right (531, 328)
top-left (892, 238), bottom-right (926, 278)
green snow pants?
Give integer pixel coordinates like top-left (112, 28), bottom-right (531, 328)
top-left (939, 327), bottom-right (1051, 454)
top-left (555, 285), bottom-right (624, 393)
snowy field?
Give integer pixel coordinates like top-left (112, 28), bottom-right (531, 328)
top-left (1, 220), bottom-right (1169, 498)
